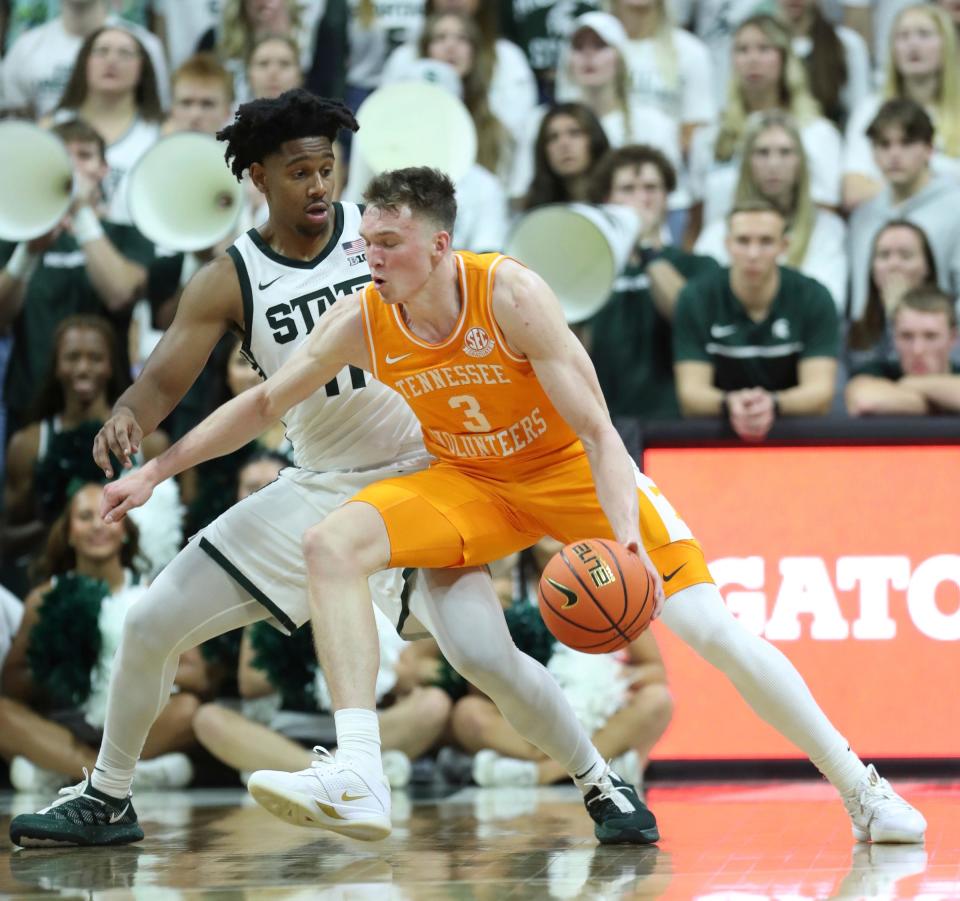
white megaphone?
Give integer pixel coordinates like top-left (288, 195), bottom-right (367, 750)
top-left (0, 121), bottom-right (73, 241)
top-left (128, 132), bottom-right (242, 251)
top-left (354, 79), bottom-right (477, 183)
top-left (504, 203), bottom-right (640, 323)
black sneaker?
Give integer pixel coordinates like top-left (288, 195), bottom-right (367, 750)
top-left (584, 769), bottom-right (660, 845)
top-left (9, 772), bottom-right (144, 847)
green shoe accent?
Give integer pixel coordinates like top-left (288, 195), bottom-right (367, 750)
top-left (584, 772), bottom-right (660, 845)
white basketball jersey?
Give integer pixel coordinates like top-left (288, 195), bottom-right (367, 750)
top-left (227, 202), bottom-right (426, 472)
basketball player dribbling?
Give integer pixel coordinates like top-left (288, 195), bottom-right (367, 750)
top-left (9, 97), bottom-right (657, 848)
top-left (92, 168), bottom-right (923, 846)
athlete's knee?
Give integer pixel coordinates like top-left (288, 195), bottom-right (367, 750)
top-left (120, 591), bottom-right (179, 659)
top-left (443, 641), bottom-right (517, 695)
top-left (302, 503), bottom-right (389, 576)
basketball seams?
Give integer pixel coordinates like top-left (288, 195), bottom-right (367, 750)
top-left (558, 545), bottom-right (630, 645)
top-left (594, 539), bottom-right (630, 623)
top-left (538, 582), bottom-right (615, 634)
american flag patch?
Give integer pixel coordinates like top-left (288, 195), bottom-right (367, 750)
top-left (341, 238), bottom-right (365, 255)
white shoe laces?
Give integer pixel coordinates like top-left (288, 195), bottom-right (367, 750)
top-left (584, 765), bottom-right (632, 810)
top-left (39, 768), bottom-right (103, 814)
top-left (860, 766), bottom-right (910, 812)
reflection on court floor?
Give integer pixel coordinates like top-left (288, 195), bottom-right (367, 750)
top-left (2, 781), bottom-right (957, 898)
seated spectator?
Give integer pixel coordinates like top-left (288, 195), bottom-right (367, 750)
top-left (1, 0), bottom-right (170, 118)
top-left (609, 0), bottom-right (715, 157)
top-left (586, 145), bottom-right (720, 420)
top-left (673, 201), bottom-right (839, 441)
top-left (50, 25), bottom-right (164, 224)
top-left (523, 102), bottom-right (610, 210)
top-left (846, 286), bottom-right (960, 414)
top-left (153, 0), bottom-right (223, 69)
top-left (695, 110), bottom-right (848, 311)
top-left (848, 99), bottom-right (960, 322)
top-left (382, 0), bottom-right (537, 149)
top-left (245, 33), bottom-right (303, 100)
top-left (499, 0), bottom-right (597, 101)
top-left (192, 443), bottom-right (450, 788)
top-left (843, 3), bottom-right (960, 210)
top-left (774, 0), bottom-right (872, 128)
top-left (441, 539), bottom-right (672, 793)
top-left (163, 52), bottom-right (234, 136)
top-left (3, 316), bottom-right (179, 592)
top-left (689, 14), bottom-right (842, 235)
top-left (846, 220), bottom-right (938, 373)
top-left (0, 119), bottom-right (155, 434)
top-left (0, 482), bottom-right (198, 793)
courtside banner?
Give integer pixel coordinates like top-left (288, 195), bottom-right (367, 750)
top-left (645, 444), bottom-right (960, 759)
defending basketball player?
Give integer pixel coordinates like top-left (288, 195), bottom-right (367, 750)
top-left (10, 103), bottom-right (655, 848)
top-left (92, 168), bottom-right (924, 846)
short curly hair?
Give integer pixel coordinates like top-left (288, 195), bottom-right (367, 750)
top-left (216, 88), bottom-right (358, 180)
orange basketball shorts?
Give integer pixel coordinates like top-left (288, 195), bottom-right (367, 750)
top-left (350, 452), bottom-right (713, 599)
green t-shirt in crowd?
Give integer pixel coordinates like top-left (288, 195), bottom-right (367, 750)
top-left (588, 248), bottom-right (720, 420)
top-left (852, 359), bottom-right (960, 379)
top-left (499, 0), bottom-right (599, 75)
top-left (0, 223), bottom-right (154, 427)
top-left (672, 265), bottom-right (839, 392)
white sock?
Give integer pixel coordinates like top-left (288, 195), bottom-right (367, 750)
top-left (91, 762), bottom-right (135, 800)
top-left (334, 708), bottom-right (384, 778)
top-left (572, 752), bottom-right (607, 795)
top-left (812, 741), bottom-right (868, 796)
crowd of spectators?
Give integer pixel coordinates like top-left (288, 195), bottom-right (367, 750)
top-left (0, 0), bottom-right (958, 792)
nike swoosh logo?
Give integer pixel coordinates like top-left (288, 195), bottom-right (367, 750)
top-left (662, 563), bottom-right (687, 583)
top-left (109, 804), bottom-right (130, 824)
top-left (710, 324), bottom-right (737, 338)
top-left (385, 352), bottom-right (413, 365)
top-left (258, 274), bottom-right (284, 290)
top-left (341, 791), bottom-right (368, 802)
top-left (545, 577), bottom-right (579, 609)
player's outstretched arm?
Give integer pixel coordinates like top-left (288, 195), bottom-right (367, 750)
top-left (102, 295), bottom-right (370, 523)
top-left (492, 261), bottom-right (664, 613)
top-left (94, 257), bottom-right (240, 477)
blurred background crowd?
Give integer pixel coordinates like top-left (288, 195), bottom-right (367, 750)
top-left (0, 0), bottom-right (958, 797)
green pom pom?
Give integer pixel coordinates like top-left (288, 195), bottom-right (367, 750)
top-left (34, 422), bottom-right (115, 522)
top-left (505, 601), bottom-right (556, 667)
top-left (249, 621), bottom-right (318, 711)
top-left (27, 574), bottom-right (108, 709)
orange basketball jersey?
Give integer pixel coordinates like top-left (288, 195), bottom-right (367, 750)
top-left (359, 252), bottom-right (582, 476)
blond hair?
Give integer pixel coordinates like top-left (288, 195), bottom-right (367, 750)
top-left (735, 111), bottom-right (814, 267)
top-left (715, 14), bottom-right (822, 163)
top-left (884, 3), bottom-right (960, 157)
top-left (217, 0), bottom-right (301, 63)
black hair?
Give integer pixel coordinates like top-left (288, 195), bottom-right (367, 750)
top-left (216, 88), bottom-right (358, 180)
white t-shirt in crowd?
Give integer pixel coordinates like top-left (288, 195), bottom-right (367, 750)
top-left (381, 38), bottom-right (538, 147)
top-left (618, 27), bottom-right (716, 127)
top-left (690, 115), bottom-right (843, 224)
top-left (843, 0), bottom-right (914, 80)
top-left (694, 208), bottom-right (849, 311)
top-left (0, 585), bottom-right (23, 676)
top-left (154, 0), bottom-right (222, 68)
top-left (346, 0), bottom-right (425, 90)
top-left (1, 15), bottom-right (171, 116)
top-left (843, 93), bottom-right (960, 185)
top-left (55, 109), bottom-right (162, 225)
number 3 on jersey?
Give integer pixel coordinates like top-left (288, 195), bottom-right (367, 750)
top-left (449, 395), bottom-right (491, 432)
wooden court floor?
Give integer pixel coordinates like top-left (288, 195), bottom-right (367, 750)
top-left (2, 779), bottom-right (957, 899)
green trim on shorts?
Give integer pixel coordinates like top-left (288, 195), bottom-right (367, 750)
top-left (199, 537), bottom-right (297, 635)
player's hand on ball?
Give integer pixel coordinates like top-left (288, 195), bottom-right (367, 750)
top-left (94, 406), bottom-right (142, 477)
top-left (101, 468), bottom-right (155, 523)
top-left (626, 541), bottom-right (665, 619)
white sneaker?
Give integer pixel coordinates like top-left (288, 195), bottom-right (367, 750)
top-left (134, 752), bottom-right (194, 790)
top-left (9, 757), bottom-right (67, 794)
top-left (247, 747), bottom-right (392, 841)
top-left (472, 749), bottom-right (538, 787)
top-left (381, 750), bottom-right (411, 789)
top-left (843, 765), bottom-right (926, 843)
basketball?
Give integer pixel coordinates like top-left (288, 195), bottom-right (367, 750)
top-left (538, 539), bottom-right (654, 653)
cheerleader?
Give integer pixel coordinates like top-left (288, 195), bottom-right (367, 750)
top-left (0, 482), bottom-right (199, 792)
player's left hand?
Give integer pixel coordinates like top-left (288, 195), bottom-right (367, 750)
top-left (625, 540), bottom-right (665, 620)
top-left (101, 466), bottom-right (156, 523)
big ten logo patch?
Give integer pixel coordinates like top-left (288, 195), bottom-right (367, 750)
top-left (463, 327), bottom-right (494, 358)
top-left (571, 542), bottom-right (617, 589)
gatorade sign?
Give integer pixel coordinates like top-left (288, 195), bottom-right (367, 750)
top-left (645, 445), bottom-right (960, 759)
